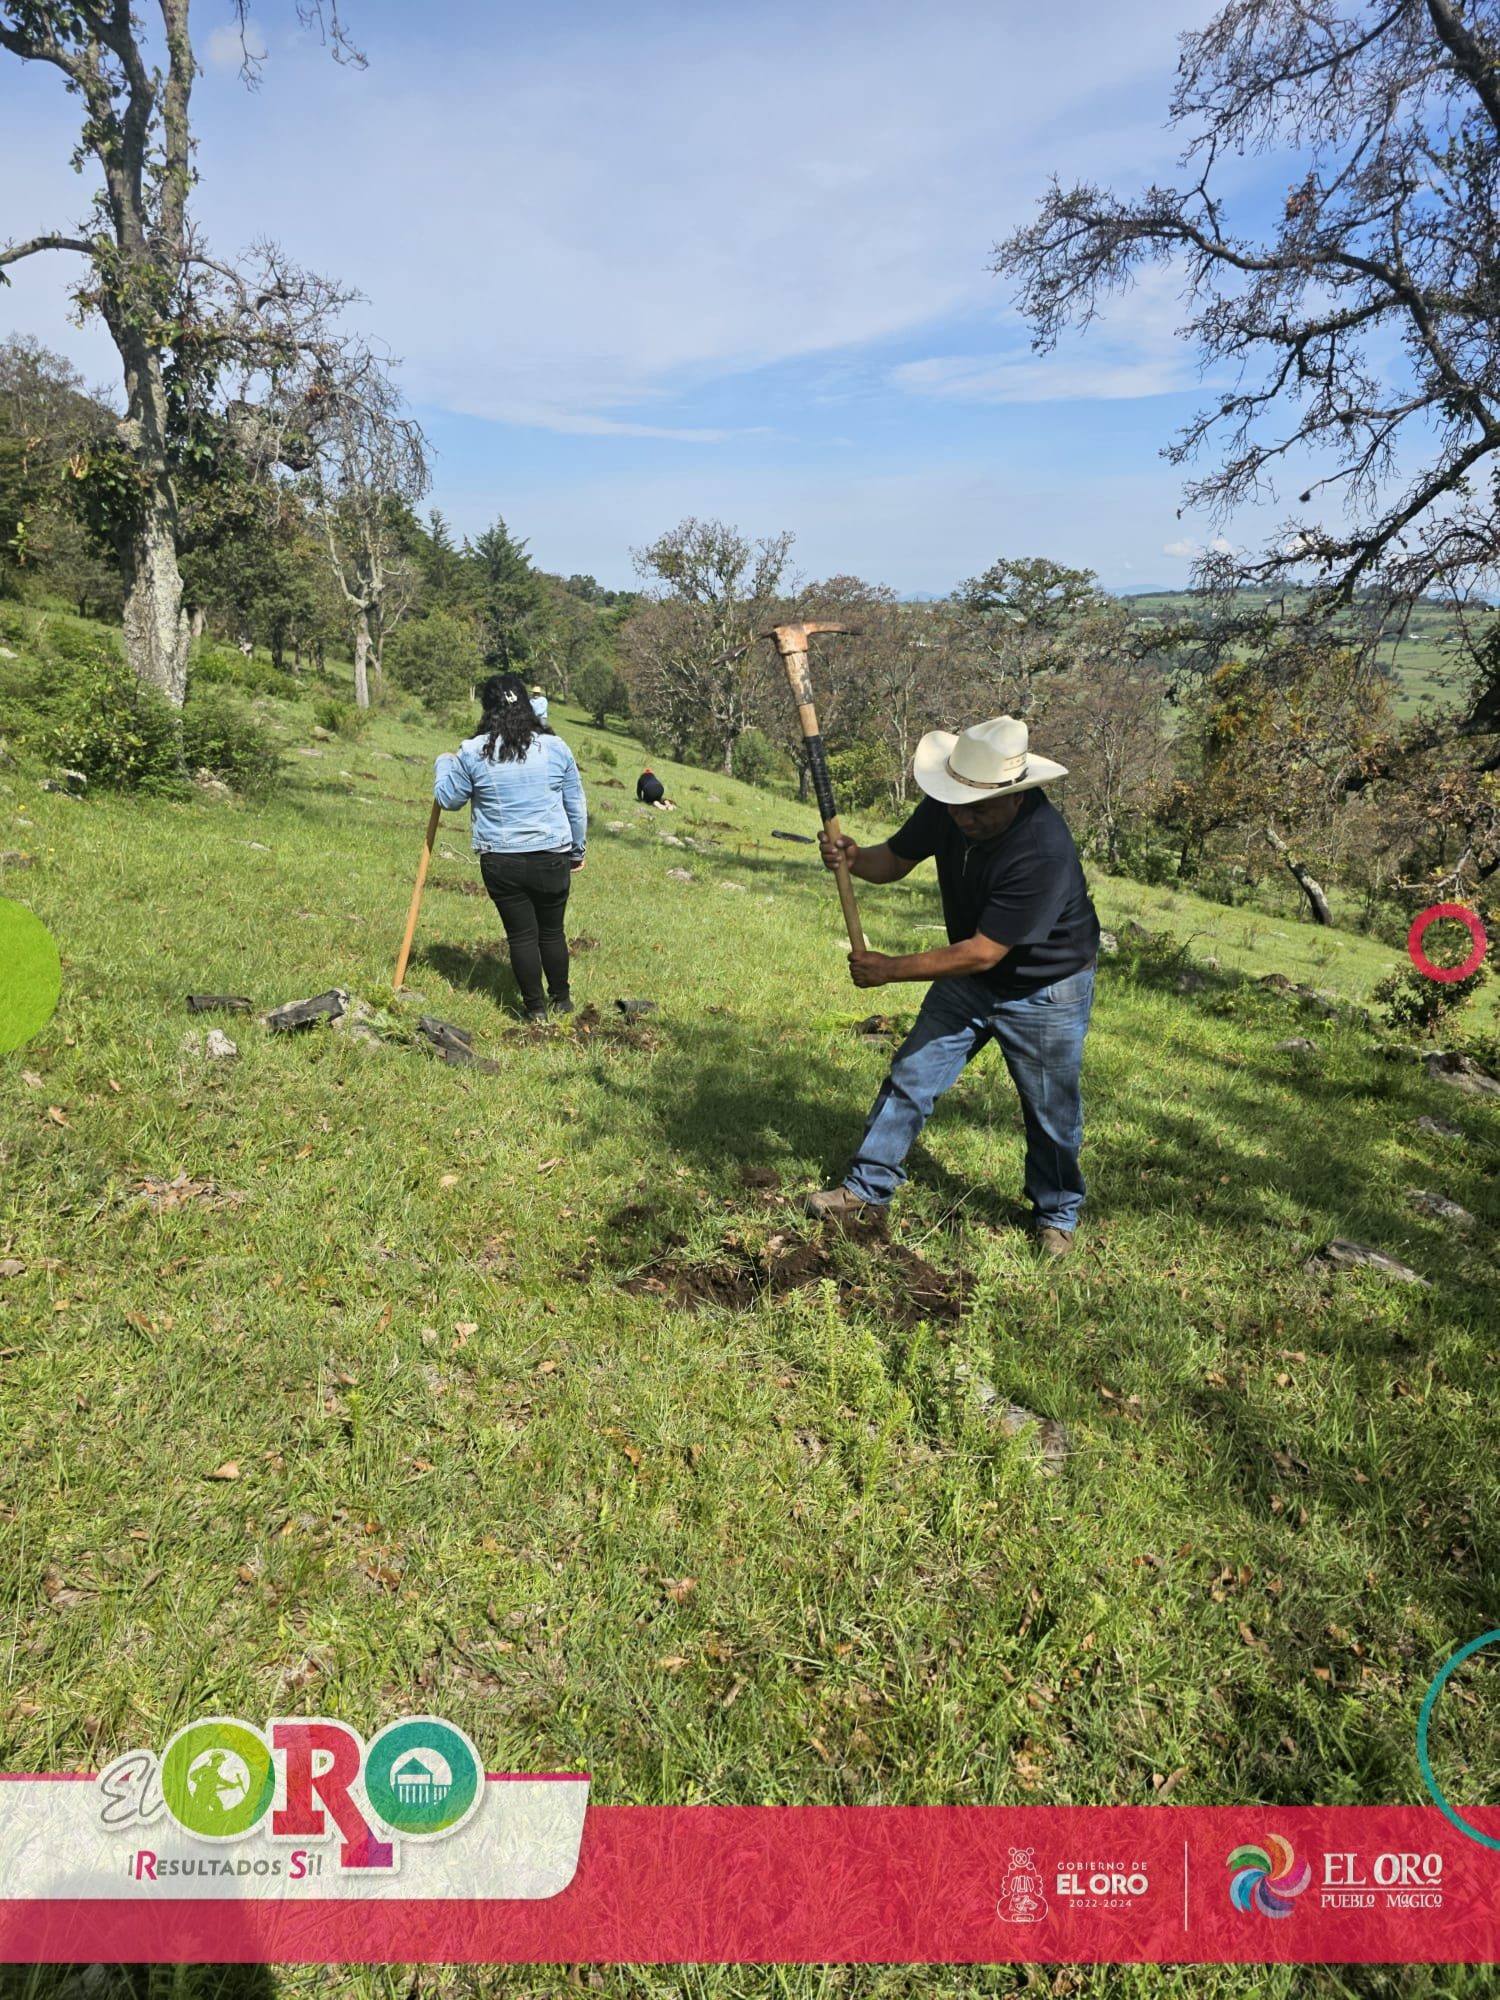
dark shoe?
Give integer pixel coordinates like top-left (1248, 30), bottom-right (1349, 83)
top-left (804, 1185), bottom-right (877, 1223)
top-left (522, 1005), bottom-right (550, 1026)
top-left (1033, 1226), bottom-right (1075, 1260)
top-left (549, 995), bottom-right (575, 1017)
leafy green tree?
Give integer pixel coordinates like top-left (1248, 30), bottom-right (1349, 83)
top-left (0, 1), bottom-right (363, 703)
top-left (384, 610), bottom-right (483, 713)
top-left (573, 656), bottom-right (630, 727)
top-left (470, 517), bottom-right (549, 670)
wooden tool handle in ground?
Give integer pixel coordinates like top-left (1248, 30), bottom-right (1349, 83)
top-left (767, 623), bottom-right (866, 954)
top-left (394, 800), bottom-right (442, 990)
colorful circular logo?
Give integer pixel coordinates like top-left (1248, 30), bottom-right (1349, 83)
top-left (363, 1716), bottom-right (482, 1839)
top-left (1417, 1629), bottom-right (1500, 1852)
top-left (0, 897), bottom-right (61, 1055)
top-left (1227, 1836), bottom-right (1311, 1917)
top-left (160, 1719), bottom-right (277, 1840)
top-left (1407, 903), bottom-right (1488, 984)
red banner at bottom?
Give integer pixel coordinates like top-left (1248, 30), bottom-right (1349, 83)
top-left (4, 1806), bottom-right (1499, 1964)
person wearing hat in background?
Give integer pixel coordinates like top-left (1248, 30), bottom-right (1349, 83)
top-left (529, 686), bottom-right (549, 725)
top-left (807, 714), bottom-right (1099, 1257)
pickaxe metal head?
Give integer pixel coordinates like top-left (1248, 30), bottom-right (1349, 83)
top-left (762, 621), bottom-right (860, 656)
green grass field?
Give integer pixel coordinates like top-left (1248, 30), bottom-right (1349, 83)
top-left (2, 621), bottom-right (1499, 2000)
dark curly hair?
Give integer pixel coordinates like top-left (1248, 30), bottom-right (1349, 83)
top-left (478, 673), bottom-right (547, 763)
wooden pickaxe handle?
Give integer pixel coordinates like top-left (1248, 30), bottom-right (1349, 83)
top-left (394, 800), bottom-right (442, 991)
top-left (765, 623), bottom-right (866, 953)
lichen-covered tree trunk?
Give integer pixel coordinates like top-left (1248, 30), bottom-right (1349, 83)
top-left (121, 496), bottom-right (192, 707)
top-left (352, 604), bottom-right (373, 709)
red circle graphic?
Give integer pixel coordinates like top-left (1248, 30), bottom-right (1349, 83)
top-left (1407, 903), bottom-right (1488, 983)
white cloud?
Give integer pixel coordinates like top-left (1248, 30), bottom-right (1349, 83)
top-left (176, 0), bottom-right (1205, 436)
top-left (1163, 533), bottom-right (1235, 558)
top-left (203, 23), bottom-right (263, 71)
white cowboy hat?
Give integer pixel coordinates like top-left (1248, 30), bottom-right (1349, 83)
top-left (912, 714), bottom-right (1067, 805)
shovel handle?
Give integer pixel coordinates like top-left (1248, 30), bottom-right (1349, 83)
top-left (394, 800), bottom-right (442, 991)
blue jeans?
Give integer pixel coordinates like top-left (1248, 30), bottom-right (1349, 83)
top-left (845, 965), bottom-right (1095, 1230)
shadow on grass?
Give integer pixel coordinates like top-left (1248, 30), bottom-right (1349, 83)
top-left (418, 940), bottom-right (522, 1016)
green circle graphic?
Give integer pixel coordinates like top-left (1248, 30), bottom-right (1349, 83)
top-left (0, 899), bottom-right (61, 1056)
top-left (364, 1717), bottom-right (482, 1839)
top-left (160, 1719), bottom-right (276, 1840)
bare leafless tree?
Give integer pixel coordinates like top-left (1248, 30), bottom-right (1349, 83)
top-left (624, 519), bottom-right (797, 776)
top-left (994, 0), bottom-right (1500, 634)
top-left (293, 349), bottom-right (429, 708)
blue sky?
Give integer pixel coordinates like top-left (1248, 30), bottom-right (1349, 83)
top-left (0, 0), bottom-right (1300, 594)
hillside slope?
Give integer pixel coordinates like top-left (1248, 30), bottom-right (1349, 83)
top-left (2, 652), bottom-right (1498, 2000)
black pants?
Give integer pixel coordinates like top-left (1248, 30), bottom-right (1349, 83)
top-left (479, 851), bottom-right (572, 1012)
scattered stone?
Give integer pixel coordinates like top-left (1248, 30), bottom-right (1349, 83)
top-left (192, 768), bottom-right (233, 801)
top-left (246, 841), bottom-right (271, 852)
top-left (606, 820), bottom-right (627, 832)
top-left (660, 834), bottom-right (686, 848)
top-left (186, 994), bottom-right (252, 1015)
top-left (0, 848), bottom-right (35, 868)
top-left (666, 867), bottom-right (693, 882)
top-left (951, 1363), bottom-right (1070, 1475)
top-left (1274, 1038), bottom-right (1317, 1053)
top-left (311, 725), bottom-right (335, 741)
top-left (180, 1031), bottom-right (202, 1056)
top-left (615, 998), bottom-right (659, 1017)
top-left (1123, 920), bottom-right (1154, 941)
top-left (1415, 1116), bottom-right (1464, 1139)
top-left (1259, 973), bottom-right (1294, 992)
top-left (1407, 1188), bottom-right (1474, 1230)
top-left (204, 1029), bottom-right (238, 1061)
top-left (1203, 954), bottom-right (1221, 969)
top-left (1176, 971), bottom-right (1207, 993)
top-left (1425, 1051), bottom-right (1500, 1098)
top-left (1097, 929), bottom-right (1119, 955)
top-left (263, 988), bottom-right (349, 1032)
top-left (42, 769), bottom-right (87, 795)
top-left (1305, 1239), bottom-right (1430, 1286)
top-left (0, 645), bottom-right (15, 658)
top-left (416, 1016), bottom-right (474, 1056)
top-left (294, 747), bottom-right (324, 758)
top-left (717, 880), bottom-right (747, 893)
top-left (569, 934), bottom-right (601, 951)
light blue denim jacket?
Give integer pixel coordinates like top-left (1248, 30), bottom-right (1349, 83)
top-left (434, 732), bottom-right (587, 862)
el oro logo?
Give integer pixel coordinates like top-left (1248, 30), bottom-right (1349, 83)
top-left (99, 1714), bottom-right (484, 1872)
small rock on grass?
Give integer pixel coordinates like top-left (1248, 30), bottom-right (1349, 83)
top-left (952, 1363), bottom-right (1070, 1475)
top-left (1097, 929), bottom-right (1119, 955)
top-left (666, 867), bottom-right (693, 882)
top-left (1305, 1239), bottom-right (1430, 1286)
top-left (1426, 1052), bottom-right (1500, 1098)
top-left (1274, 1038), bottom-right (1317, 1053)
top-left (1407, 1188), bottom-right (1474, 1230)
top-left (0, 849), bottom-right (35, 868)
top-left (263, 989), bottom-right (349, 1032)
top-left (1415, 1116), bottom-right (1464, 1139)
top-left (205, 1029), bottom-right (238, 1060)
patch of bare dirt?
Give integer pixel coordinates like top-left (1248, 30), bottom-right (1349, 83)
top-left (620, 1228), bottom-right (965, 1326)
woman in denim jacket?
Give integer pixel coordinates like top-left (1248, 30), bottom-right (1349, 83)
top-left (434, 673), bottom-right (587, 1022)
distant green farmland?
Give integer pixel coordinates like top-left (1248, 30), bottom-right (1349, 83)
top-left (1118, 588), bottom-right (1494, 719)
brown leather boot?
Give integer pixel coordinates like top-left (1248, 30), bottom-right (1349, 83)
top-left (804, 1185), bottom-right (876, 1223)
top-left (1033, 1226), bottom-right (1075, 1259)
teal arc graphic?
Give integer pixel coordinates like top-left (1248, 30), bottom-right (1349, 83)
top-left (1416, 1628), bottom-right (1500, 1852)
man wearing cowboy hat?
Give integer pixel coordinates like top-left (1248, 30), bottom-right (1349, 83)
top-left (808, 714), bottom-right (1100, 1257)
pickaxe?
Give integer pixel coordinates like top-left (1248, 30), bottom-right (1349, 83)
top-left (763, 622), bottom-right (865, 952)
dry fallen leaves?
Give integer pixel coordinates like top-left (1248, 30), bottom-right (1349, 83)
top-left (128, 1174), bottom-right (244, 1213)
top-left (439, 1173), bottom-right (460, 1189)
top-left (0, 1260), bottom-right (25, 1281)
top-left (205, 1461), bottom-right (241, 1482)
top-left (663, 1577), bottom-right (698, 1605)
top-left (46, 1106), bottom-right (70, 1127)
